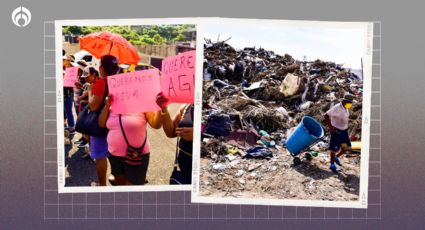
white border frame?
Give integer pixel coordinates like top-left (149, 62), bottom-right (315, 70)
top-left (55, 18), bottom-right (209, 193)
top-left (191, 18), bottom-right (373, 209)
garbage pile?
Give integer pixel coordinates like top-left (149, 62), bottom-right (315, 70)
top-left (199, 39), bottom-right (362, 201)
top-left (202, 39), bottom-right (363, 156)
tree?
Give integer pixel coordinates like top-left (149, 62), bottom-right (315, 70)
top-left (62, 25), bottom-right (196, 45)
top-left (63, 26), bottom-right (84, 35)
top-left (153, 34), bottom-right (166, 44)
top-left (82, 26), bottom-right (102, 34)
top-left (174, 33), bottom-right (187, 42)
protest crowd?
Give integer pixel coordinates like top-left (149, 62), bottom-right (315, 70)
top-left (62, 31), bottom-right (195, 186)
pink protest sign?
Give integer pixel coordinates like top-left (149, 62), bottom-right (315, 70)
top-left (160, 50), bottom-right (196, 103)
top-left (63, 67), bottom-right (78, 87)
top-left (107, 69), bottom-right (161, 114)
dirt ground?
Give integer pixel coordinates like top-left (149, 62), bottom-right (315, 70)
top-left (199, 146), bottom-right (360, 201)
top-left (65, 104), bottom-right (180, 186)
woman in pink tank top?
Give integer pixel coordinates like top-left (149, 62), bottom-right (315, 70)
top-left (99, 96), bottom-right (161, 186)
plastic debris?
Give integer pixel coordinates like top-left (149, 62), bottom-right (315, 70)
top-left (244, 146), bottom-right (273, 159)
top-left (212, 163), bottom-right (225, 172)
top-left (280, 73), bottom-right (304, 97)
top-left (235, 169), bottom-right (245, 177)
top-left (226, 154), bottom-right (237, 161)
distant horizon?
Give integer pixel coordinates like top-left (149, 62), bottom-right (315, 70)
top-left (204, 22), bottom-right (367, 69)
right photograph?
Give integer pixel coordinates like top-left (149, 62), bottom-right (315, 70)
top-left (193, 19), bottom-right (373, 208)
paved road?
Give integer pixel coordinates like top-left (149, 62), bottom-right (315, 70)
top-left (65, 104), bottom-right (180, 186)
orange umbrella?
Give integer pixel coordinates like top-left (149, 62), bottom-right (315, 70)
top-left (79, 31), bottom-right (140, 65)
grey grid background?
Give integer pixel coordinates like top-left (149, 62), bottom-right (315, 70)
top-left (43, 21), bottom-right (381, 220)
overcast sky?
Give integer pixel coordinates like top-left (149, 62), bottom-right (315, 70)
top-left (204, 21), bottom-right (368, 69)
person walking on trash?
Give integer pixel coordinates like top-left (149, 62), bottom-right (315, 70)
top-left (324, 94), bottom-right (354, 173)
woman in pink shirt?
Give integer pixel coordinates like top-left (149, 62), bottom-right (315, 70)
top-left (99, 94), bottom-right (162, 185)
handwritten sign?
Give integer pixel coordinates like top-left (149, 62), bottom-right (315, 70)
top-left (106, 51), bottom-right (196, 114)
top-left (161, 50), bottom-right (195, 103)
top-left (63, 67), bottom-right (78, 87)
top-left (107, 69), bottom-right (161, 114)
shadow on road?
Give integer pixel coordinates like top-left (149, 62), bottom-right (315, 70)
top-left (64, 137), bottom-right (97, 187)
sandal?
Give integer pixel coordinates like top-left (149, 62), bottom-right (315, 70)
top-left (90, 181), bottom-right (100, 186)
top-left (108, 175), bottom-right (117, 186)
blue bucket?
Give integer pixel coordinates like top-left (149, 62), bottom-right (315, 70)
top-left (286, 116), bottom-right (324, 155)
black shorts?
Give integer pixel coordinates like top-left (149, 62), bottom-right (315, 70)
top-left (329, 129), bottom-right (351, 152)
top-left (108, 153), bottom-right (150, 185)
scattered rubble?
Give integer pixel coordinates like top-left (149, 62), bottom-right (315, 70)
top-left (200, 39), bottom-right (362, 201)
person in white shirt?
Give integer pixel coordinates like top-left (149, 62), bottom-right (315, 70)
top-left (324, 94), bottom-right (354, 173)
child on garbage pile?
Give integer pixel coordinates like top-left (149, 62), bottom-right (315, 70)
top-left (324, 94), bottom-right (354, 173)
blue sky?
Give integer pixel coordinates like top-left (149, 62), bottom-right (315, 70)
top-left (204, 21), bottom-right (368, 69)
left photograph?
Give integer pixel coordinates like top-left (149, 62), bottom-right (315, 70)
top-left (56, 20), bottom-right (197, 192)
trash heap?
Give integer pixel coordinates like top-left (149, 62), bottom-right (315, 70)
top-left (202, 39), bottom-right (363, 156)
top-left (200, 40), bottom-right (362, 200)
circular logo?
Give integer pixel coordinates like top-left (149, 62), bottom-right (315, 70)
top-left (12, 6), bottom-right (31, 27)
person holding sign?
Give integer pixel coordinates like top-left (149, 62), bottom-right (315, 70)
top-left (86, 55), bottom-right (118, 186)
top-left (98, 70), bottom-right (162, 186)
top-left (156, 92), bottom-right (194, 185)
